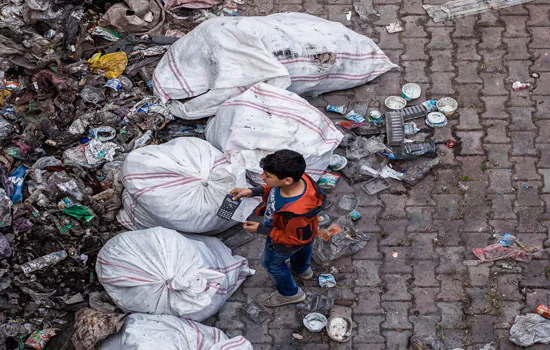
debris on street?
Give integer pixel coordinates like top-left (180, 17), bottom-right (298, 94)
top-left (509, 313), bottom-right (550, 347)
top-left (423, 0), bottom-right (534, 23)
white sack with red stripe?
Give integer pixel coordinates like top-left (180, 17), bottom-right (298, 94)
top-left (153, 12), bottom-right (398, 120)
top-left (97, 227), bottom-right (254, 321)
top-left (117, 137), bottom-right (245, 234)
top-left (100, 314), bottom-right (253, 350)
top-left (206, 83), bottom-right (344, 180)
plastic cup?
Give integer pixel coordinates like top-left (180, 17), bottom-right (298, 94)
top-left (401, 83), bottom-right (421, 101)
top-left (303, 313), bottom-right (327, 332)
top-left (436, 97), bottom-right (458, 116)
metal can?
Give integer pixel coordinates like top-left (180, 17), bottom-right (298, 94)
top-left (537, 304), bottom-right (550, 319)
top-left (368, 109), bottom-right (384, 126)
top-left (104, 79), bottom-right (122, 92)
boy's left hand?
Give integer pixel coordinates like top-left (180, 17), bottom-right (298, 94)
top-left (243, 221), bottom-right (260, 233)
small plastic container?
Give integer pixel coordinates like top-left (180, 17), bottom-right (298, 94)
top-left (361, 177), bottom-right (391, 195)
top-left (436, 97), bottom-right (458, 116)
top-left (303, 313), bottom-right (327, 332)
top-left (327, 316), bottom-right (353, 342)
top-left (384, 96), bottom-right (407, 110)
top-left (329, 155), bottom-right (347, 171)
top-left (401, 83), bottom-right (421, 101)
top-left (426, 112), bottom-right (448, 128)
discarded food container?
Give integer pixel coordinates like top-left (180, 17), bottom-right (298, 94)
top-left (318, 212), bottom-right (332, 227)
top-left (329, 155), bottom-right (347, 171)
top-left (318, 172), bottom-right (340, 192)
top-left (385, 96), bottom-right (407, 110)
top-left (318, 223), bottom-right (342, 241)
top-left (345, 102), bottom-right (368, 123)
top-left (349, 209), bottom-right (361, 221)
top-left (385, 111), bottom-right (405, 146)
top-left (404, 122), bottom-right (419, 135)
top-left (318, 274), bottom-right (337, 288)
top-left (326, 104), bottom-right (347, 114)
top-left (426, 112), bottom-right (448, 128)
top-left (401, 83), bottom-right (421, 101)
top-left (512, 81), bottom-right (531, 91)
top-left (368, 109), bottom-right (384, 126)
top-left (104, 78), bottom-right (122, 92)
top-left (303, 313), bottom-right (327, 333)
top-left (537, 304), bottom-right (550, 319)
top-left (242, 300), bottom-right (272, 324)
top-left (327, 316), bottom-right (353, 342)
top-left (24, 329), bottom-right (57, 350)
top-left (361, 177), bottom-right (391, 195)
top-left (436, 97), bottom-right (458, 116)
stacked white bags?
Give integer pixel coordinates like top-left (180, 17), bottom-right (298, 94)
top-left (154, 12), bottom-right (398, 119)
top-left (96, 227), bottom-right (254, 321)
top-left (117, 137), bottom-right (246, 234)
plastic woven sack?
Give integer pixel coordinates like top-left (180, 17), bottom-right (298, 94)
top-left (96, 227), bottom-right (254, 321)
top-left (206, 83), bottom-right (343, 181)
top-left (154, 12), bottom-right (398, 119)
top-left (100, 313), bottom-right (253, 350)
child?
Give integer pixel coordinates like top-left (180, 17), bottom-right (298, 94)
top-left (230, 149), bottom-right (326, 307)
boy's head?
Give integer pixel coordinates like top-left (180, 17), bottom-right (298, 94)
top-left (259, 150), bottom-right (306, 187)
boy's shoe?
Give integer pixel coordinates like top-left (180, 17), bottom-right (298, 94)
top-left (257, 288), bottom-right (306, 307)
top-left (292, 267), bottom-right (314, 280)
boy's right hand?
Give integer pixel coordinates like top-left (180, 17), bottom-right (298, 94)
top-left (230, 188), bottom-right (253, 200)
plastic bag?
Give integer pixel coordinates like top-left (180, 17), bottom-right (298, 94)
top-left (85, 139), bottom-right (120, 166)
top-left (0, 233), bottom-right (12, 258)
top-left (96, 227), bottom-right (254, 321)
top-left (100, 313), bottom-right (253, 350)
top-left (8, 165), bottom-right (26, 203)
top-left (207, 83), bottom-right (343, 181)
top-left (509, 313), bottom-right (550, 347)
top-left (72, 308), bottom-right (126, 350)
top-left (88, 52), bottom-right (128, 79)
top-left (0, 189), bottom-right (11, 228)
top-left (312, 216), bottom-right (369, 265)
top-left (473, 233), bottom-right (542, 263)
top-left (346, 135), bottom-right (390, 160)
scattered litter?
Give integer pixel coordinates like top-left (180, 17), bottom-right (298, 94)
top-left (426, 111), bottom-right (448, 128)
top-left (532, 72), bottom-right (540, 79)
top-left (385, 96), bottom-right (408, 110)
top-left (303, 313), bottom-right (327, 332)
top-left (509, 313), bottom-right (550, 347)
top-left (402, 83), bottom-right (421, 101)
top-left (385, 22), bottom-right (404, 33)
top-left (392, 252), bottom-right (399, 258)
top-left (318, 274), bottom-right (337, 288)
top-left (345, 10), bottom-right (352, 21)
top-left (537, 304), bottom-right (550, 319)
top-left (242, 300), bottom-right (272, 324)
top-left (424, 0), bottom-right (534, 23)
top-left (327, 316), bottom-right (352, 342)
top-left (436, 97), bottom-right (458, 116)
top-left (512, 81), bottom-right (532, 91)
top-left (410, 335), bottom-right (445, 350)
top-left (369, 109), bottom-right (385, 126)
top-left (297, 294), bottom-right (334, 312)
top-left (473, 233), bottom-right (543, 263)
top-left (292, 333), bottom-right (304, 340)
top-left (329, 155), bottom-right (348, 171)
top-left (24, 328), bottom-right (58, 350)
top-left (361, 177), bottom-right (391, 195)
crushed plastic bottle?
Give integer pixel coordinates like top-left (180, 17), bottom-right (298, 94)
top-left (387, 100), bottom-right (437, 122)
top-left (19, 250), bottom-right (68, 274)
top-left (386, 140), bottom-right (438, 160)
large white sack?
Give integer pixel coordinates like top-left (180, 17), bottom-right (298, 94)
top-left (100, 314), bottom-right (253, 350)
top-left (206, 83), bottom-right (344, 180)
top-left (116, 137), bottom-right (245, 234)
top-left (154, 12), bottom-right (398, 119)
top-left (96, 227), bottom-right (254, 321)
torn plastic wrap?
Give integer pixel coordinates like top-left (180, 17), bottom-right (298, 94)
top-left (473, 233), bottom-right (543, 263)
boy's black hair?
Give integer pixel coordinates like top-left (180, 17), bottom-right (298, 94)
top-left (260, 149), bottom-right (306, 182)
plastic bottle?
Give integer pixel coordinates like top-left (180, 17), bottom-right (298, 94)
top-left (387, 100), bottom-right (437, 121)
top-left (138, 67), bottom-right (153, 91)
top-left (387, 140), bottom-right (438, 160)
top-left (19, 250), bottom-right (68, 274)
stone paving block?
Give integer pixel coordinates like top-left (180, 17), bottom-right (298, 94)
top-left (483, 119), bottom-right (510, 143)
top-left (303, 0), bottom-right (326, 14)
top-left (269, 329), bottom-right (298, 348)
top-left (436, 246), bottom-right (466, 274)
top-left (479, 49), bottom-right (506, 73)
top-left (456, 61), bottom-right (483, 84)
top-left (354, 206), bottom-right (381, 232)
top-left (504, 16), bottom-right (529, 37)
top-left (509, 106), bottom-right (536, 131)
top-left (453, 16), bottom-right (476, 37)
top-left (477, 11), bottom-right (500, 26)
top-left (455, 39), bottom-right (481, 61)
top-left (515, 181), bottom-right (543, 206)
top-left (496, 301), bottom-right (523, 330)
top-left (435, 194), bottom-right (461, 220)
top-left (410, 233), bottom-right (438, 260)
top-left (409, 315), bottom-right (441, 337)
top-left (216, 302), bottom-right (246, 330)
top-left (511, 131), bottom-right (537, 156)
top-left (381, 247), bottom-right (412, 273)
top-left (382, 274), bottom-right (412, 301)
top-left (327, 5), bottom-right (352, 25)
top-left (403, 61), bottom-right (429, 83)
top-left (354, 315), bottom-right (385, 343)
top-left (480, 73), bottom-right (508, 96)
top-left (427, 27), bottom-right (453, 50)
top-left (479, 27), bottom-right (505, 50)
top-left (540, 169), bottom-right (550, 193)
top-left (506, 60), bottom-right (534, 84)
top-left (461, 204), bottom-right (490, 232)
top-left (380, 194), bottom-right (407, 219)
top-left (503, 38), bottom-right (531, 60)
top-left (383, 330), bottom-right (412, 350)
top-left (374, 5), bottom-right (400, 25)
top-left (530, 27), bottom-right (550, 49)
top-left (490, 194), bottom-right (517, 219)
top-left (401, 15), bottom-right (427, 37)
top-left (457, 107), bottom-right (482, 130)
top-left (534, 96), bottom-right (550, 118)
top-left (516, 233), bottom-right (546, 249)
top-left (488, 219), bottom-right (518, 236)
top-left (468, 264), bottom-right (491, 287)
top-left (456, 84), bottom-right (483, 107)
top-left (534, 72), bottom-right (550, 96)
top-left (464, 287), bottom-right (489, 315)
top-left (430, 72), bottom-right (456, 95)
top-left (381, 302), bottom-right (413, 329)
top-left (407, 178), bottom-right (435, 206)
top-left (462, 232), bottom-right (491, 260)
top-left (438, 302), bottom-right (465, 328)
top-left (374, 26), bottom-right (403, 49)
top-left (457, 156), bottom-right (489, 181)
top-left (411, 287), bottom-right (440, 315)
top-left (406, 207), bottom-right (434, 232)
top-left (371, 71), bottom-right (402, 96)
top-left (401, 38), bottom-right (428, 61)
top-left (437, 275), bottom-right (466, 302)
top-left (465, 315), bottom-right (498, 343)
top-left (400, 0), bottom-right (425, 14)
top-left (379, 220), bottom-right (408, 246)
top-left (413, 260), bottom-right (439, 287)
top-left (526, 4), bottom-right (550, 26)
top-left (352, 235), bottom-right (382, 260)
top-left (524, 288), bottom-right (550, 313)
top-left (429, 50), bottom-right (454, 72)
top-left (456, 131), bottom-right (485, 155)
top-left (532, 49), bottom-right (550, 72)
top-left (516, 206), bottom-right (545, 232)
top-left (433, 220), bottom-right (463, 246)
top-left (484, 144), bottom-right (511, 168)
top-left (542, 195), bottom-right (550, 219)
top-left (497, 274), bottom-right (524, 301)
top-left (481, 96), bottom-right (510, 119)
top-left (275, 3), bottom-right (303, 11)
top-left (353, 260), bottom-right (382, 287)
top-left (508, 88), bottom-right (534, 107)
top-left (354, 287), bottom-right (384, 314)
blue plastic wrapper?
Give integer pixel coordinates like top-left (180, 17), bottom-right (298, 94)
top-left (318, 273), bottom-right (336, 288)
top-left (8, 165), bottom-right (26, 203)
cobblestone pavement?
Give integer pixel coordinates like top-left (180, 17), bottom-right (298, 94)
top-left (210, 0), bottom-right (550, 349)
